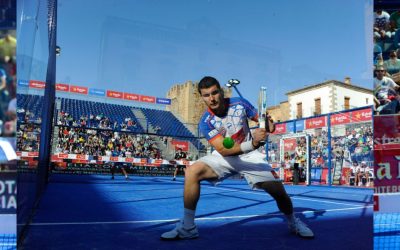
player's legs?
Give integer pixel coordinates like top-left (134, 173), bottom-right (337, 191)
top-left (110, 164), bottom-right (115, 179)
top-left (183, 161), bottom-right (218, 210)
top-left (172, 166), bottom-right (179, 180)
top-left (161, 161), bottom-right (218, 240)
top-left (121, 167), bottom-right (129, 180)
top-left (255, 180), bottom-right (314, 238)
top-left (255, 181), bottom-right (292, 215)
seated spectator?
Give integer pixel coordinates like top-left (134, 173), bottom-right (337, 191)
top-left (374, 66), bottom-right (400, 114)
top-left (374, 9), bottom-right (392, 41)
top-left (384, 50), bottom-right (400, 75)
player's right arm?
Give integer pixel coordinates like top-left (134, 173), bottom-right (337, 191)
top-left (202, 126), bottom-right (267, 157)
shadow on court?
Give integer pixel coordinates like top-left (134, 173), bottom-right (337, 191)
top-left (20, 175), bottom-right (373, 250)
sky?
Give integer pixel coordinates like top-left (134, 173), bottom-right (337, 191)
top-left (18, 0), bottom-right (373, 107)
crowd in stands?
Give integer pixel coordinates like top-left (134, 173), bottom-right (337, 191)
top-left (57, 112), bottom-right (139, 131)
top-left (17, 123), bottom-right (41, 152)
top-left (373, 8), bottom-right (400, 115)
top-left (268, 124), bottom-right (373, 169)
top-left (55, 127), bottom-right (163, 159)
top-left (0, 32), bottom-right (16, 137)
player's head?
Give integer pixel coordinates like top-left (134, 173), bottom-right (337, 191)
top-left (198, 76), bottom-right (225, 112)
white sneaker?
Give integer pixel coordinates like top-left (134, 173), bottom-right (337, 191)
top-left (289, 218), bottom-right (314, 239)
top-left (160, 221), bottom-right (199, 240)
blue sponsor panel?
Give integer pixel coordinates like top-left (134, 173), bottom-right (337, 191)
top-left (295, 119), bottom-right (305, 132)
top-left (310, 167), bottom-right (322, 184)
top-left (89, 88), bottom-right (106, 97)
top-left (17, 80), bottom-right (29, 88)
top-left (156, 97), bottom-right (171, 105)
top-left (286, 121), bottom-right (295, 133)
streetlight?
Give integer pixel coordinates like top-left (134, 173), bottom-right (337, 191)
top-left (225, 79), bottom-right (243, 98)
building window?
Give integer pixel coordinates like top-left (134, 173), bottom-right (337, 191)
top-left (366, 98), bottom-right (369, 104)
top-left (344, 97), bottom-right (350, 109)
top-left (314, 98), bottom-right (321, 115)
top-left (297, 102), bottom-right (302, 118)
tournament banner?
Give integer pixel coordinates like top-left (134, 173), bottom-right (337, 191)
top-left (374, 115), bottom-right (400, 194)
top-left (351, 108), bottom-right (372, 123)
top-left (29, 80), bottom-right (46, 89)
top-left (107, 90), bottom-right (124, 99)
top-left (56, 83), bottom-right (70, 92)
top-left (330, 112), bottom-right (351, 126)
top-left (171, 140), bottom-right (189, 151)
top-left (89, 88), bottom-right (106, 97)
top-left (70, 85), bottom-right (88, 95)
top-left (18, 79), bottom-right (29, 87)
top-left (273, 123), bottom-right (287, 134)
top-left (124, 93), bottom-right (140, 101)
top-left (156, 97), bottom-right (171, 105)
top-left (140, 95), bottom-right (156, 103)
top-left (0, 172), bottom-right (16, 214)
top-left (305, 116), bottom-right (326, 129)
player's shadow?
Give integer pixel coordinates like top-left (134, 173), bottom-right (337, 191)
top-left (212, 206), bottom-right (325, 230)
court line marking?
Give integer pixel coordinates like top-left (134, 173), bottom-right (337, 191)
top-left (190, 182), bottom-right (372, 207)
top-left (23, 205), bottom-right (372, 226)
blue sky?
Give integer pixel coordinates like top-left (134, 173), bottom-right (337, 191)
top-left (18, 0), bottom-right (373, 107)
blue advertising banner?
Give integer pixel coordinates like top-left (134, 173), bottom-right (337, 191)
top-left (156, 98), bottom-right (171, 105)
top-left (296, 119), bottom-right (305, 132)
top-left (17, 80), bottom-right (29, 88)
top-left (89, 88), bottom-right (106, 97)
top-left (286, 121), bottom-right (295, 133)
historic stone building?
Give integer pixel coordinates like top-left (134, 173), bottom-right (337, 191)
top-left (166, 81), bottom-right (232, 126)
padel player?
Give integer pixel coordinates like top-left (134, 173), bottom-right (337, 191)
top-left (161, 76), bottom-right (314, 240)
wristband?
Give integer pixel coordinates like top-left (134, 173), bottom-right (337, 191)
top-left (240, 140), bottom-right (255, 153)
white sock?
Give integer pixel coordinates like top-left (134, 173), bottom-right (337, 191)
top-left (285, 213), bottom-right (296, 225)
top-left (183, 208), bottom-right (196, 229)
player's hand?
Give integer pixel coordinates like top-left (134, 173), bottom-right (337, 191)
top-left (252, 128), bottom-right (268, 148)
top-left (265, 112), bottom-right (275, 133)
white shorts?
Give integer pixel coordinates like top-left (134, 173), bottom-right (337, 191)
top-left (198, 150), bottom-right (280, 189)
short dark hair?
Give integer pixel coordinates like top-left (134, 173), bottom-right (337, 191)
top-left (198, 76), bottom-right (221, 93)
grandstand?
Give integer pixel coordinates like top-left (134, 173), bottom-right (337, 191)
top-left (17, 94), bottom-right (206, 160)
top-left (0, 0), bottom-right (15, 30)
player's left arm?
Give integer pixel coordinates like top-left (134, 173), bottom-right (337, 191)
top-left (209, 134), bottom-right (263, 157)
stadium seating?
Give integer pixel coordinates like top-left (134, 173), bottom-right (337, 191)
top-left (16, 94), bottom-right (205, 150)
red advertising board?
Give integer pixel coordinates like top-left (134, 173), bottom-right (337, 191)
top-left (330, 113), bottom-right (351, 126)
top-left (110, 156), bottom-right (119, 162)
top-left (283, 138), bottom-right (297, 151)
top-left (107, 90), bottom-right (124, 99)
top-left (351, 108), bottom-right (372, 122)
top-left (374, 115), bottom-right (400, 193)
top-left (140, 95), bottom-right (156, 103)
top-left (124, 93), bottom-right (140, 101)
top-left (70, 85), bottom-right (88, 95)
top-left (76, 154), bottom-right (86, 160)
top-left (171, 140), bottom-right (189, 151)
top-left (305, 116), bottom-right (326, 129)
top-left (273, 123), bottom-right (287, 134)
top-left (56, 83), bottom-right (70, 92)
top-left (29, 80), bottom-right (45, 89)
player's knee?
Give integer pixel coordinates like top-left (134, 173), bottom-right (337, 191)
top-left (185, 163), bottom-right (212, 181)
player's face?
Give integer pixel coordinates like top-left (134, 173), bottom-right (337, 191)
top-left (200, 85), bottom-right (224, 112)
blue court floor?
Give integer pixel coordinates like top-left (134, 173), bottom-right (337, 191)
top-left (20, 174), bottom-right (373, 250)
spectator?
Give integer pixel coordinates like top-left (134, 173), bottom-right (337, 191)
top-left (374, 66), bottom-right (400, 114)
top-left (384, 50), bottom-right (400, 75)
